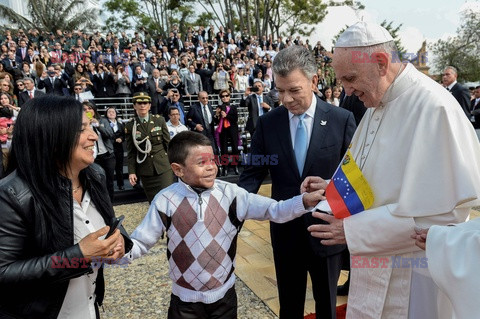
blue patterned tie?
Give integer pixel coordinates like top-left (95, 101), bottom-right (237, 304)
top-left (294, 114), bottom-right (307, 175)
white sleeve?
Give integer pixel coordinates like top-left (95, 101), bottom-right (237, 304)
top-left (343, 203), bottom-right (418, 256)
top-left (128, 200), bottom-right (166, 260)
top-left (234, 185), bottom-right (307, 223)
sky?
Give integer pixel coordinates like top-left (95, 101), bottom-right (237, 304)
top-left (313, 0), bottom-right (480, 55)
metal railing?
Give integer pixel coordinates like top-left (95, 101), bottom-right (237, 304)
top-left (92, 92), bottom-right (251, 152)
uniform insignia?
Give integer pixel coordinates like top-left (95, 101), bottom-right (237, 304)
top-left (135, 131), bottom-right (142, 139)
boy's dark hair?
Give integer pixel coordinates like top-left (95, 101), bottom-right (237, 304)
top-left (168, 131), bottom-right (212, 165)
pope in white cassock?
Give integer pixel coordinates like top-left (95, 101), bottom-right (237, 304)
top-left (306, 21), bottom-right (480, 318)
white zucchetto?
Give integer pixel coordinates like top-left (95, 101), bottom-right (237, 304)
top-left (335, 21), bottom-right (394, 48)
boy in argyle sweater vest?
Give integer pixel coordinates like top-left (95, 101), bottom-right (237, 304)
top-left (128, 131), bottom-right (324, 318)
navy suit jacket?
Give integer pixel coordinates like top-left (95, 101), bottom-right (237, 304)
top-left (450, 82), bottom-right (471, 118)
top-left (238, 96), bottom-right (356, 256)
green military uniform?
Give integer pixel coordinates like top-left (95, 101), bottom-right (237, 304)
top-left (125, 111), bottom-right (173, 202)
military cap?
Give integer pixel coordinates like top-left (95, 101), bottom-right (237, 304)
top-left (132, 92), bottom-right (151, 103)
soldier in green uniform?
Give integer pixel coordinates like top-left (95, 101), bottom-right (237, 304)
top-left (125, 92), bottom-right (174, 202)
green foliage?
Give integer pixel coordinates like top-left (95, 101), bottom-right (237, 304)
top-left (431, 10), bottom-right (480, 82)
top-left (0, 0), bottom-right (97, 32)
top-left (281, 0), bottom-right (328, 36)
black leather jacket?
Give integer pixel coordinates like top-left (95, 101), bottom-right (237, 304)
top-left (0, 164), bottom-right (133, 318)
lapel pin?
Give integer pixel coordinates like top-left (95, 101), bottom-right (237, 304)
top-left (320, 120), bottom-right (327, 126)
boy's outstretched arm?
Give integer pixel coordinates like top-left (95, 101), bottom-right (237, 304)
top-left (128, 198), bottom-right (166, 260)
top-left (235, 184), bottom-right (326, 223)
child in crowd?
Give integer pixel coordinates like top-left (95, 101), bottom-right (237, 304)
top-left (128, 131), bottom-right (324, 318)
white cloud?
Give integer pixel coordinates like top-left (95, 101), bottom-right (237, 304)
top-left (398, 26), bottom-right (424, 53)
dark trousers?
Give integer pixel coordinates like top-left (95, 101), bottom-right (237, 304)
top-left (271, 218), bottom-right (342, 319)
top-left (113, 143), bottom-right (124, 188)
top-left (219, 127), bottom-right (239, 165)
top-left (167, 286), bottom-right (237, 319)
top-left (94, 152), bottom-right (115, 201)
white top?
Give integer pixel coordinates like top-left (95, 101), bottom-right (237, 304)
top-left (57, 191), bottom-right (107, 319)
top-left (166, 120), bottom-right (188, 138)
top-left (427, 217), bottom-right (480, 319)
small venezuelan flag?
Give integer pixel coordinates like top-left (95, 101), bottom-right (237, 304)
top-left (326, 150), bottom-right (374, 219)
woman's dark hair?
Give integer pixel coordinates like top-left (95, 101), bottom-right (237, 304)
top-left (168, 131), bottom-right (212, 165)
top-left (7, 95), bottom-right (83, 251)
top-left (105, 106), bottom-right (118, 118)
top-left (0, 92), bottom-right (13, 105)
top-left (82, 101), bottom-right (100, 119)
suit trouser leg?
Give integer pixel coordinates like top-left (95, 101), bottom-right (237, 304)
top-left (308, 252), bottom-right (342, 319)
top-left (271, 219), bottom-right (309, 319)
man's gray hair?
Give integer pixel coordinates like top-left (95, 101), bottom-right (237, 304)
top-left (272, 45), bottom-right (316, 80)
top-left (444, 66), bottom-right (458, 75)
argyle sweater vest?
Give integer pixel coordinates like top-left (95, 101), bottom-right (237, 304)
top-left (129, 179), bottom-right (306, 303)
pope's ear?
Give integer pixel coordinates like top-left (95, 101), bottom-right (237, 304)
top-left (371, 52), bottom-right (389, 75)
top-left (171, 163), bottom-right (183, 177)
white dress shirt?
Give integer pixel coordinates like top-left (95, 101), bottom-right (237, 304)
top-left (57, 192), bottom-right (107, 319)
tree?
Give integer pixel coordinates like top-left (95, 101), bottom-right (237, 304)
top-left (0, 0), bottom-right (97, 32)
top-left (196, 0), bottom-right (361, 39)
top-left (102, 0), bottom-right (194, 37)
top-left (332, 20), bottom-right (406, 61)
top-left (431, 9), bottom-right (480, 82)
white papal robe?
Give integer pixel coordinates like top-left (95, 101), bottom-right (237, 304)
top-left (343, 63), bottom-right (480, 318)
top-left (426, 217), bottom-right (480, 319)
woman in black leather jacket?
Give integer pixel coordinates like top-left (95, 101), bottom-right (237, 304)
top-left (0, 96), bottom-right (132, 319)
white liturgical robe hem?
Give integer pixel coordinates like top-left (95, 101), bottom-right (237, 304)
top-left (343, 63), bottom-right (480, 318)
top-left (426, 218), bottom-right (480, 319)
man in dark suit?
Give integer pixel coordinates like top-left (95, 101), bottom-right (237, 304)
top-left (240, 79), bottom-right (274, 135)
top-left (18, 77), bottom-right (45, 107)
top-left (470, 86), bottom-right (480, 136)
top-left (442, 66), bottom-right (471, 118)
top-left (186, 91), bottom-right (217, 152)
top-left (238, 46), bottom-right (356, 319)
top-left (146, 68), bottom-right (166, 115)
top-left (132, 65), bottom-right (148, 93)
top-left (15, 40), bottom-right (28, 63)
top-left (196, 62), bottom-right (214, 94)
top-left (37, 65), bottom-right (68, 95)
top-left (159, 88), bottom-right (186, 124)
top-left (136, 53), bottom-right (153, 75)
top-left (93, 63), bottom-right (115, 98)
top-left (184, 64), bottom-right (203, 96)
top-left (125, 92), bottom-right (174, 202)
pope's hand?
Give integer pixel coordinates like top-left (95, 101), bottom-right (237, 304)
top-left (307, 212), bottom-right (346, 245)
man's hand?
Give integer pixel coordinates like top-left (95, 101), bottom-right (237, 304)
top-left (411, 227), bottom-right (429, 250)
top-left (307, 212), bottom-right (346, 245)
top-left (301, 176), bottom-right (327, 193)
top-left (302, 190), bottom-right (326, 208)
top-left (261, 102), bottom-right (271, 110)
top-left (195, 124), bottom-right (204, 131)
top-left (129, 173), bottom-right (137, 186)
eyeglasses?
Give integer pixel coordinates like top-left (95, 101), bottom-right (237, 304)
top-left (220, 95), bottom-right (229, 98)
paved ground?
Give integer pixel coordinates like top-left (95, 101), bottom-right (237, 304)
top-left (102, 187), bottom-right (480, 318)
